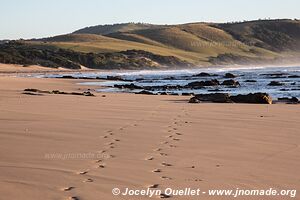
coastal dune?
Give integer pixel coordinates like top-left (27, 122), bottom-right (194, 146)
top-left (0, 76), bottom-right (299, 200)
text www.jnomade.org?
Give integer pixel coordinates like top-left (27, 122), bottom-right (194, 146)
top-left (112, 187), bottom-right (297, 198)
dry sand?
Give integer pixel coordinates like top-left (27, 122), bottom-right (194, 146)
top-left (0, 63), bottom-right (95, 75)
top-left (0, 75), bottom-right (299, 200)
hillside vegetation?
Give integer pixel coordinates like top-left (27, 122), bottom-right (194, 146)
top-left (1, 19), bottom-right (300, 69)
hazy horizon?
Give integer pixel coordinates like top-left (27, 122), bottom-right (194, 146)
top-left (1, 0), bottom-right (300, 40)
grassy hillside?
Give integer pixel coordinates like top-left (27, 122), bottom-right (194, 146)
top-left (215, 19), bottom-right (300, 52)
top-left (73, 23), bottom-right (163, 35)
top-left (20, 19), bottom-right (300, 67)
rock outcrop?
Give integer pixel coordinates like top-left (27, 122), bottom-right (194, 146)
top-left (189, 93), bottom-right (272, 104)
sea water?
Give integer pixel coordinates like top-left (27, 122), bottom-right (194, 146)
top-left (41, 65), bottom-right (300, 99)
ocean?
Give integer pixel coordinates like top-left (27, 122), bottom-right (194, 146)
top-left (41, 65), bottom-right (300, 99)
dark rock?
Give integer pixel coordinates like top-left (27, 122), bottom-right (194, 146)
top-left (135, 78), bottom-right (144, 81)
top-left (288, 75), bottom-right (300, 78)
top-left (159, 92), bottom-right (168, 95)
top-left (230, 93), bottom-right (272, 104)
top-left (224, 73), bottom-right (237, 78)
top-left (193, 72), bottom-right (218, 77)
top-left (61, 75), bottom-right (76, 79)
top-left (23, 88), bottom-right (94, 97)
top-left (182, 93), bottom-right (193, 96)
top-left (261, 73), bottom-right (289, 79)
top-left (52, 90), bottom-right (67, 94)
top-left (22, 92), bottom-right (43, 96)
top-left (268, 81), bottom-right (284, 86)
top-left (221, 79), bottom-right (240, 87)
top-left (261, 73), bottom-right (288, 77)
top-left (24, 88), bottom-right (50, 94)
top-left (106, 76), bottom-right (125, 81)
top-left (114, 83), bottom-right (143, 90)
top-left (186, 79), bottom-right (219, 88)
top-left (135, 90), bottom-right (156, 95)
top-left (163, 77), bottom-right (176, 80)
top-left (191, 93), bottom-right (232, 103)
top-left (189, 97), bottom-right (201, 103)
top-left (24, 88), bottom-right (42, 92)
top-left (83, 91), bottom-right (95, 96)
top-left (56, 76), bottom-right (97, 80)
top-left (277, 97), bottom-right (299, 104)
top-left (244, 80), bottom-right (257, 83)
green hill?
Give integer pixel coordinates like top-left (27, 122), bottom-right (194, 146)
top-left (214, 19), bottom-right (300, 52)
top-left (2, 20), bottom-right (300, 69)
top-left (73, 23), bottom-right (163, 35)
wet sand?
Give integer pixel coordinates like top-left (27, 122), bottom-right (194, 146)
top-left (0, 76), bottom-right (299, 200)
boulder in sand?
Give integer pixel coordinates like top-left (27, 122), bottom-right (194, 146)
top-left (189, 93), bottom-right (232, 103)
top-left (135, 90), bottom-right (156, 95)
top-left (230, 93), bottom-right (272, 104)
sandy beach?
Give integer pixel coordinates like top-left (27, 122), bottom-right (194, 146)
top-left (0, 75), bottom-right (299, 200)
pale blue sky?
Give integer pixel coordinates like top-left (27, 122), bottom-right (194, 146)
top-left (0, 0), bottom-right (299, 39)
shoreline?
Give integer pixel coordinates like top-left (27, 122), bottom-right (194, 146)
top-left (1, 62), bottom-right (300, 76)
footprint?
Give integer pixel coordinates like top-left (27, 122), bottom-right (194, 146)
top-left (161, 141), bottom-right (169, 144)
top-left (67, 197), bottom-right (80, 200)
top-left (159, 153), bottom-right (168, 156)
top-left (161, 176), bottom-right (172, 180)
top-left (98, 164), bottom-right (106, 168)
top-left (146, 157), bottom-right (154, 161)
top-left (160, 193), bottom-right (172, 198)
top-left (62, 187), bottom-right (75, 191)
top-left (175, 133), bottom-right (182, 136)
top-left (154, 148), bottom-right (162, 152)
top-left (153, 169), bottom-right (162, 173)
top-left (161, 162), bottom-right (172, 167)
top-left (83, 178), bottom-right (93, 183)
top-left (185, 178), bottom-right (203, 182)
top-left (114, 139), bottom-right (120, 142)
top-left (173, 138), bottom-right (180, 141)
top-left (77, 171), bottom-right (88, 175)
top-left (169, 145), bottom-right (177, 148)
top-left (94, 159), bottom-right (102, 163)
top-left (106, 154), bottom-right (116, 159)
top-left (194, 179), bottom-right (203, 182)
top-left (148, 184), bottom-right (159, 189)
top-left (107, 131), bottom-right (113, 135)
top-left (167, 135), bottom-right (173, 138)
